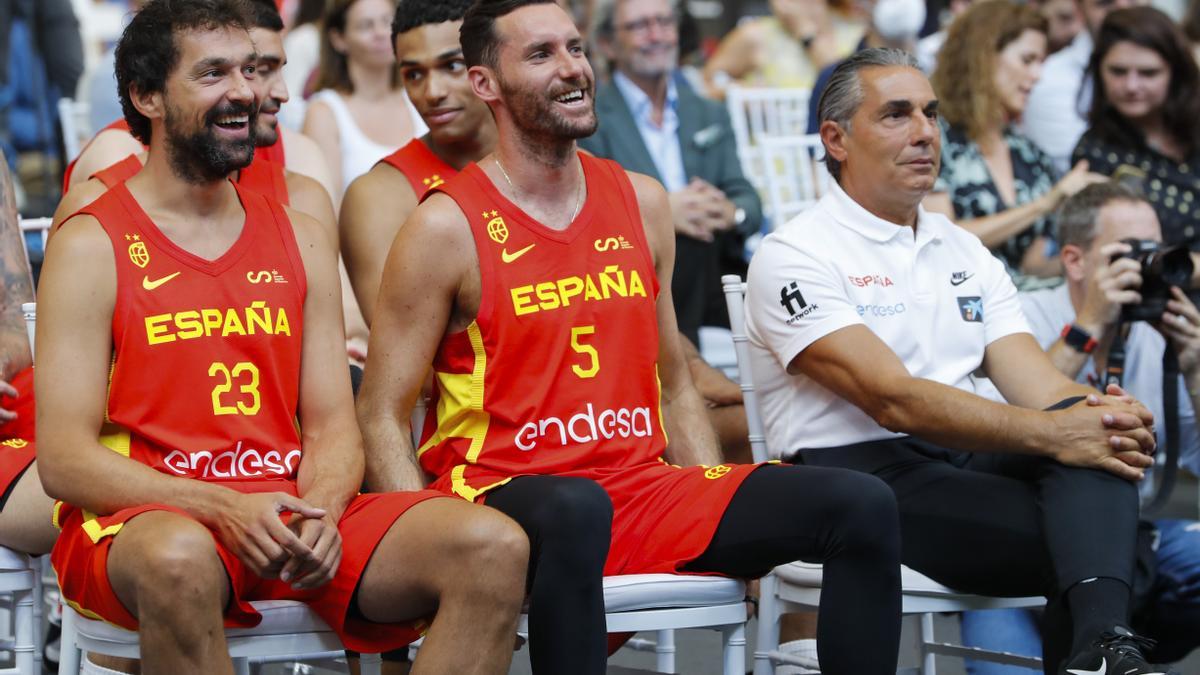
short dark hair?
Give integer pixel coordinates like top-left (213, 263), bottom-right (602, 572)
top-left (115, 0), bottom-right (253, 144)
top-left (245, 0), bottom-right (285, 32)
top-left (460, 0), bottom-right (555, 68)
top-left (1058, 181), bottom-right (1148, 250)
top-left (392, 0), bottom-right (474, 45)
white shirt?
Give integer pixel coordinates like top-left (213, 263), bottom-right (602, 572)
top-left (612, 71), bottom-right (687, 192)
top-left (745, 181), bottom-right (1031, 453)
top-left (1020, 31), bottom-right (1093, 173)
top-left (309, 89), bottom-right (428, 192)
top-left (1019, 284), bottom-right (1200, 474)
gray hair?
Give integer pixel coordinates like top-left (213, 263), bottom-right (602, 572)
top-left (1058, 181), bottom-right (1147, 250)
top-left (817, 47), bottom-right (919, 181)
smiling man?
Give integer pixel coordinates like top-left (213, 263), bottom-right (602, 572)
top-left (746, 47), bottom-right (1173, 675)
top-left (358, 2), bottom-right (906, 673)
top-left (340, 0), bottom-right (496, 326)
top-left (36, 1), bottom-right (528, 671)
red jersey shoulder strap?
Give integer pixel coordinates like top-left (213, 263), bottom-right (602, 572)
top-left (255, 136), bottom-right (286, 166)
top-left (62, 119), bottom-right (141, 193)
top-left (379, 139), bottom-right (455, 197)
top-left (235, 183), bottom-right (309, 302)
top-left (92, 154), bottom-right (143, 188)
top-left (582, 154), bottom-right (658, 289)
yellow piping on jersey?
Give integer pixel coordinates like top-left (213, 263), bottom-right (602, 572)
top-left (416, 321), bottom-right (495, 500)
top-left (655, 366), bottom-right (668, 446)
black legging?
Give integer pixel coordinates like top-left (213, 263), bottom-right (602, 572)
top-left (487, 465), bottom-right (902, 675)
top-left (792, 435), bottom-right (1140, 673)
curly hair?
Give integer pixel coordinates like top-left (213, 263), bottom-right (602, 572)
top-left (1086, 6), bottom-right (1200, 160)
top-left (115, 0), bottom-right (253, 145)
top-left (930, 0), bottom-right (1046, 144)
top-left (392, 0), bottom-right (474, 43)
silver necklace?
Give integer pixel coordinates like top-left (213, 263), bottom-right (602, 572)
top-left (494, 157), bottom-right (585, 224)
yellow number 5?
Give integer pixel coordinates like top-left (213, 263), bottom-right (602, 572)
top-left (570, 326), bottom-right (599, 378)
top-left (209, 362), bottom-right (262, 415)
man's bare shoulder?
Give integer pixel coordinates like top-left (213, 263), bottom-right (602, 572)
top-left (284, 169), bottom-right (330, 206)
top-left (52, 178), bottom-right (110, 233)
top-left (345, 162), bottom-right (417, 208)
top-left (282, 205), bottom-right (334, 255)
top-left (47, 213), bottom-right (114, 266)
top-left (69, 131), bottom-right (144, 188)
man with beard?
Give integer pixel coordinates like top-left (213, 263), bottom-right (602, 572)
top-left (341, 0), bottom-right (496, 327)
top-left (52, 0), bottom-right (335, 240)
top-left (36, 1), bottom-right (529, 672)
top-left (357, 1), bottom-right (905, 673)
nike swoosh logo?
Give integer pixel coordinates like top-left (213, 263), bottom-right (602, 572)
top-left (950, 274), bottom-right (975, 286)
top-left (501, 243), bottom-right (536, 263)
top-left (142, 271), bottom-right (181, 290)
top-left (1066, 662), bottom-right (1106, 675)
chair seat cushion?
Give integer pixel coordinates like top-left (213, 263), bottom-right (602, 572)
top-left (776, 562), bottom-right (969, 596)
top-left (76, 600), bottom-right (332, 644)
top-left (602, 574), bottom-right (745, 613)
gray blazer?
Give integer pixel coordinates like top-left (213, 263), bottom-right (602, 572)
top-left (579, 74), bottom-right (762, 238)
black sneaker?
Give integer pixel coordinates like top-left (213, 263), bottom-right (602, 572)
top-left (1063, 627), bottom-right (1178, 675)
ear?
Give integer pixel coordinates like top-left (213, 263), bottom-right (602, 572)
top-left (819, 119), bottom-right (849, 167)
top-left (1061, 243), bottom-right (1088, 283)
top-left (329, 28), bottom-right (348, 55)
top-left (129, 83), bottom-right (165, 127)
top-left (469, 65), bottom-right (501, 104)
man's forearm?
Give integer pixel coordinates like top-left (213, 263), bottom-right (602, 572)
top-left (0, 153), bottom-right (32, 380)
top-left (662, 383), bottom-right (725, 466)
top-left (295, 421), bottom-right (364, 522)
top-left (360, 413), bottom-right (429, 492)
top-left (1046, 338), bottom-right (1092, 381)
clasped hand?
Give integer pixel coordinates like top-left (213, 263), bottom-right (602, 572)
top-left (211, 491), bottom-right (342, 590)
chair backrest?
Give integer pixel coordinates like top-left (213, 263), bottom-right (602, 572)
top-left (721, 275), bottom-right (770, 464)
top-left (19, 216), bottom-right (51, 248)
top-left (725, 86), bottom-right (811, 196)
top-left (58, 98), bottom-right (91, 162)
top-left (21, 303), bottom-right (34, 361)
top-left (758, 134), bottom-right (831, 228)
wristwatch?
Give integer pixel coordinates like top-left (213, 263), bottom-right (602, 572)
top-left (1060, 323), bottom-right (1098, 354)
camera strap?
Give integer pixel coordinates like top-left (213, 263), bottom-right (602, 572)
top-left (1143, 347), bottom-right (1181, 514)
top-left (1104, 330), bottom-right (1126, 389)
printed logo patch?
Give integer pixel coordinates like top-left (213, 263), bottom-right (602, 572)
top-left (704, 465), bottom-right (732, 480)
top-left (125, 233), bottom-right (149, 268)
top-left (484, 210), bottom-right (508, 244)
top-left (950, 271), bottom-right (975, 286)
top-left (780, 281), bottom-right (817, 324)
top-left (958, 296), bottom-right (984, 322)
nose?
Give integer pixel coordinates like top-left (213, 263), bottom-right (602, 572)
top-left (1030, 61), bottom-right (1043, 85)
top-left (556, 47), bottom-right (585, 80)
top-left (912, 111), bottom-right (936, 145)
top-left (426, 70), bottom-right (448, 102)
top-left (231, 68), bottom-right (255, 106)
top-left (271, 73), bottom-right (290, 105)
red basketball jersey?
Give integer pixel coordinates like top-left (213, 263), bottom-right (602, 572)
top-left (63, 120), bottom-right (139, 192)
top-left (419, 156), bottom-right (667, 501)
top-left (68, 182), bottom-right (307, 484)
top-left (92, 155), bottom-right (142, 188)
top-left (238, 157), bottom-right (290, 206)
top-left (255, 137), bottom-right (286, 167)
top-left (378, 139), bottom-right (455, 197)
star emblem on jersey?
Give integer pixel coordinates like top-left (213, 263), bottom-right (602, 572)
top-left (423, 174), bottom-right (445, 190)
top-left (958, 296), bottom-right (983, 322)
top-left (484, 210), bottom-right (508, 244)
top-left (125, 233), bottom-right (150, 268)
top-left (142, 271), bottom-right (181, 291)
top-left (501, 243), bottom-right (536, 263)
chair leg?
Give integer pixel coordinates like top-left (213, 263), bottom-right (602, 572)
top-left (32, 569), bottom-right (43, 670)
top-left (13, 586), bottom-right (34, 675)
top-left (232, 656), bottom-right (250, 675)
top-left (754, 574), bottom-right (781, 675)
top-left (920, 612), bottom-right (937, 675)
top-left (654, 629), bottom-right (677, 673)
top-left (59, 605), bottom-right (81, 675)
top-left (723, 622), bottom-right (747, 675)
top-left (359, 652), bottom-right (383, 675)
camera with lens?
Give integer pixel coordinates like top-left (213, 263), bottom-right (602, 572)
top-left (1112, 238), bottom-right (1194, 322)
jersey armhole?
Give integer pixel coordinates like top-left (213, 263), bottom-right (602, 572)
top-left (429, 179), bottom-right (493, 334)
top-left (604, 160), bottom-right (661, 297)
top-left (254, 188), bottom-right (309, 305)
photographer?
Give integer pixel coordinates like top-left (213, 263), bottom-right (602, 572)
top-left (960, 181), bottom-right (1200, 669)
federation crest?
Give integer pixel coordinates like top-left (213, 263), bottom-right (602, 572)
top-left (423, 174), bottom-right (445, 191)
top-left (125, 233), bottom-right (150, 268)
top-left (1, 439), bottom-right (28, 449)
top-left (704, 464), bottom-right (732, 480)
top-left (484, 210), bottom-right (508, 244)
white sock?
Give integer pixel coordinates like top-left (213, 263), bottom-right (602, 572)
top-left (776, 638), bottom-right (820, 675)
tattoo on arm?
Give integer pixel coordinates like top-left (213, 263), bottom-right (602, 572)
top-left (0, 153), bottom-right (34, 379)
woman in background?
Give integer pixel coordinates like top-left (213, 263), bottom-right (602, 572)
top-left (924, 0), bottom-right (1104, 279)
top-left (303, 0), bottom-right (425, 204)
top-left (1073, 6), bottom-right (1200, 245)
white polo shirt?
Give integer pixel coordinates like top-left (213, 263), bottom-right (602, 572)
top-left (745, 180), bottom-right (1031, 455)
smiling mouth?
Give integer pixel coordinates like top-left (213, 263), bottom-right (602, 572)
top-left (553, 89), bottom-right (586, 104)
top-left (214, 114), bottom-right (249, 130)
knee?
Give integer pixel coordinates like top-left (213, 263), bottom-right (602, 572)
top-left (448, 510), bottom-right (529, 605)
top-left (529, 478), bottom-right (613, 543)
top-left (826, 472), bottom-right (900, 551)
top-left (128, 521), bottom-right (223, 611)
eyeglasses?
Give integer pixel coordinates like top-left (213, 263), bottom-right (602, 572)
top-left (616, 13), bottom-right (677, 34)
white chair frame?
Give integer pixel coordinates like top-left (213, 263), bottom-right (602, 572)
top-left (725, 86), bottom-right (811, 198)
top-left (757, 135), bottom-right (831, 229)
top-left (18, 217), bottom-right (51, 250)
top-left (58, 98), bottom-right (92, 164)
top-left (720, 275), bottom-right (1045, 675)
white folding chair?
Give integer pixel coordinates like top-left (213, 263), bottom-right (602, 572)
top-left (18, 217), bottom-right (51, 254)
top-left (757, 135), bottom-right (832, 228)
top-left (725, 86), bottom-right (811, 195)
top-left (58, 99), bottom-right (92, 164)
top-left (720, 275), bottom-right (1045, 675)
